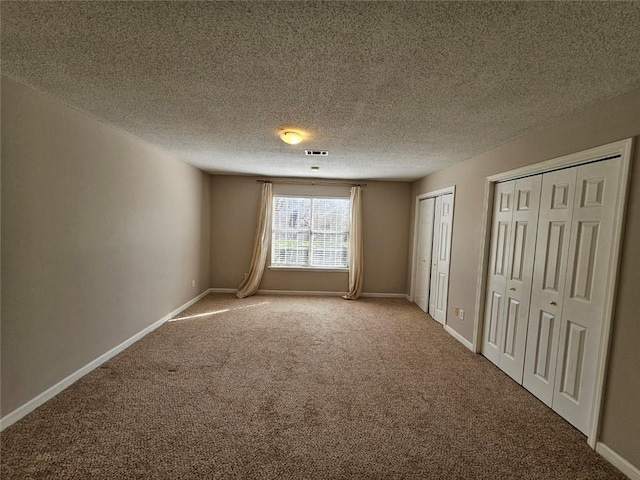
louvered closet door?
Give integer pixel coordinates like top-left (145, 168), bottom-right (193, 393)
top-left (433, 193), bottom-right (453, 324)
top-left (552, 158), bottom-right (621, 434)
top-left (482, 181), bottom-right (515, 366)
top-left (523, 168), bottom-right (578, 406)
top-left (498, 176), bottom-right (542, 383)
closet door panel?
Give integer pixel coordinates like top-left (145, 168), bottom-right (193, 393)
top-left (415, 198), bottom-right (435, 312)
top-left (428, 196), bottom-right (441, 317)
top-left (552, 158), bottom-right (621, 434)
top-left (433, 193), bottom-right (453, 325)
top-left (532, 310), bottom-right (557, 383)
top-left (523, 168), bottom-right (577, 405)
top-left (482, 181), bottom-right (514, 366)
top-left (499, 176), bottom-right (542, 383)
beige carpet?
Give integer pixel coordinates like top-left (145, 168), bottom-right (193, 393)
top-left (1, 294), bottom-right (625, 479)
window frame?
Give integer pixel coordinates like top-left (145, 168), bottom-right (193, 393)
top-left (269, 194), bottom-right (350, 271)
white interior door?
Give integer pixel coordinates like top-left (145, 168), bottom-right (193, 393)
top-left (428, 196), bottom-right (442, 318)
top-left (414, 198), bottom-right (435, 312)
top-left (433, 193), bottom-right (453, 325)
top-left (498, 176), bottom-right (542, 383)
top-left (482, 181), bottom-right (515, 366)
top-left (552, 158), bottom-right (621, 434)
top-left (523, 168), bottom-right (577, 406)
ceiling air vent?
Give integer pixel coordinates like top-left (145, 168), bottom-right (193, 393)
top-left (305, 150), bottom-right (329, 157)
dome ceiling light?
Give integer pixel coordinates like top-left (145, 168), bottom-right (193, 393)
top-left (279, 130), bottom-right (304, 145)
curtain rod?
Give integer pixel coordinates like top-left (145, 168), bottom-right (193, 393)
top-left (256, 179), bottom-right (366, 187)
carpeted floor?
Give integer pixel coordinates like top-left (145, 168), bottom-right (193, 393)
top-left (1, 294), bottom-right (625, 479)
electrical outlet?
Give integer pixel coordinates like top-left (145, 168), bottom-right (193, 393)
top-left (459, 309), bottom-right (465, 320)
top-left (192, 280), bottom-right (196, 288)
top-left (453, 306), bottom-right (459, 316)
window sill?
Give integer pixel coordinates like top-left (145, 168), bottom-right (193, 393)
top-left (268, 266), bottom-right (348, 273)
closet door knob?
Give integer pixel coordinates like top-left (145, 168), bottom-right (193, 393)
top-left (509, 287), bottom-right (516, 291)
top-left (549, 301), bottom-right (557, 306)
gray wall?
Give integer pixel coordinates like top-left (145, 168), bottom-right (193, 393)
top-left (211, 175), bottom-right (412, 294)
top-left (1, 77), bottom-right (212, 416)
top-left (409, 87), bottom-right (640, 468)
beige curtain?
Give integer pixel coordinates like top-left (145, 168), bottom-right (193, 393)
top-left (343, 186), bottom-right (363, 300)
top-left (236, 182), bottom-right (273, 298)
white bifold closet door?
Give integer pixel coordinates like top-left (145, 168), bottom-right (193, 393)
top-left (415, 197), bottom-right (435, 312)
top-left (428, 196), bottom-right (442, 318)
top-left (523, 158), bottom-right (622, 434)
top-left (484, 157), bottom-right (622, 434)
top-left (414, 193), bottom-right (453, 324)
top-left (482, 177), bottom-right (541, 383)
top-left (432, 193), bottom-right (453, 324)
top-left (522, 167), bottom-right (578, 405)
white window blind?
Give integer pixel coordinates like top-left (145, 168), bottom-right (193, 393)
top-left (272, 195), bottom-right (349, 268)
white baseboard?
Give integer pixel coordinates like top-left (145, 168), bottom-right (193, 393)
top-left (211, 288), bottom-right (344, 297)
top-left (209, 288), bottom-right (409, 299)
top-left (0, 288), bottom-right (212, 432)
top-left (360, 292), bottom-right (410, 300)
top-left (596, 442), bottom-right (640, 480)
top-left (208, 288), bottom-right (237, 294)
top-left (444, 324), bottom-right (475, 352)
top-left (256, 289), bottom-right (345, 296)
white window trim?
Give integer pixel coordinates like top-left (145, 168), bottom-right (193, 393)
top-left (270, 194), bottom-right (350, 270)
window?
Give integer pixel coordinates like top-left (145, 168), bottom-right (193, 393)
top-left (272, 195), bottom-right (350, 269)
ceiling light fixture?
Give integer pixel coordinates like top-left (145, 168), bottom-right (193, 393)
top-left (279, 130), bottom-right (304, 145)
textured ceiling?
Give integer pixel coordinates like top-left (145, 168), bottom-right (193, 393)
top-left (3, 1), bottom-right (640, 181)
